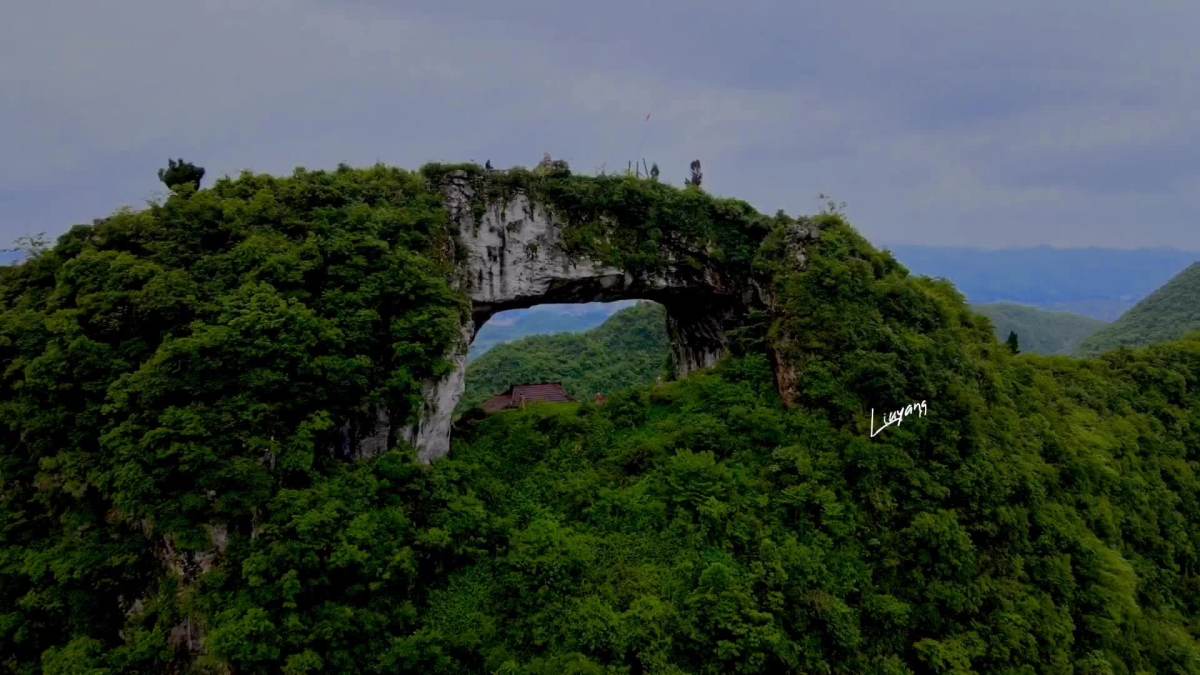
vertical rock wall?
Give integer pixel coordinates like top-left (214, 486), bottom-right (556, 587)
top-left (399, 321), bottom-right (474, 463)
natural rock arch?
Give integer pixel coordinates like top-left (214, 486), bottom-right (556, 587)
top-left (398, 171), bottom-right (773, 462)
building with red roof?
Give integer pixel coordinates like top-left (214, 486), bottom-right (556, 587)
top-left (481, 382), bottom-right (575, 414)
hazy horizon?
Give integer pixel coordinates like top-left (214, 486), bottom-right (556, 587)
top-left (6, 1), bottom-right (1200, 250)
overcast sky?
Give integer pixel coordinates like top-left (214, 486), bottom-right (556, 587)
top-left (3, 1), bottom-right (1200, 250)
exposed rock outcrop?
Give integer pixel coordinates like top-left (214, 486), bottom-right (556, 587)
top-left (155, 523), bottom-right (229, 657)
top-left (400, 322), bottom-right (474, 463)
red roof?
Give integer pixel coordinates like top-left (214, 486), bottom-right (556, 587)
top-left (481, 382), bottom-right (574, 413)
top-left (511, 383), bottom-right (573, 403)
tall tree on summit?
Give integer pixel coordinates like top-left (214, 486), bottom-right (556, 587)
top-left (684, 159), bottom-right (702, 187)
top-left (157, 158), bottom-right (205, 190)
top-left (1006, 330), bottom-right (1020, 354)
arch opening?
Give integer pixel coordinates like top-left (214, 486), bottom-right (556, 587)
top-left (459, 300), bottom-right (667, 414)
top-left (468, 300), bottom-right (641, 361)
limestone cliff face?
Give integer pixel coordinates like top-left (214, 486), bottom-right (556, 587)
top-left (447, 174), bottom-right (632, 318)
top-left (398, 322), bottom-right (471, 463)
top-left (393, 170), bottom-right (814, 462)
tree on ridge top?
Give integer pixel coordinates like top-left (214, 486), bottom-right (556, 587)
top-left (158, 158), bottom-right (205, 190)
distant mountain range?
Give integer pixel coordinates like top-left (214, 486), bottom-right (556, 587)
top-left (887, 245), bottom-right (1197, 321)
top-left (0, 250), bottom-right (22, 266)
top-left (1076, 262), bottom-right (1200, 356)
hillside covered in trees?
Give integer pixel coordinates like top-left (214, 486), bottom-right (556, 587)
top-left (1, 164), bottom-right (1198, 673)
top-left (459, 301), bottom-right (668, 412)
top-left (970, 303), bottom-right (1107, 355)
top-left (1077, 262), bottom-right (1200, 356)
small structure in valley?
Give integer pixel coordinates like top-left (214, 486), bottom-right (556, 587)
top-left (482, 382), bottom-right (574, 414)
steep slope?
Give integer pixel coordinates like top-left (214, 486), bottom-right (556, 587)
top-left (971, 302), bottom-right (1107, 355)
top-left (1077, 261), bottom-right (1200, 355)
top-left (0, 165), bottom-right (471, 671)
top-left (459, 301), bottom-right (668, 412)
top-left (445, 340), bottom-right (1200, 673)
top-left (438, 220), bottom-right (1200, 673)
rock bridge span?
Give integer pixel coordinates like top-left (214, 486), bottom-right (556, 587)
top-left (380, 170), bottom-right (811, 462)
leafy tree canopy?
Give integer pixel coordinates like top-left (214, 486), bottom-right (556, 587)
top-left (157, 158), bottom-right (206, 190)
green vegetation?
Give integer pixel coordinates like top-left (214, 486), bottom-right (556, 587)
top-left (442, 333), bottom-right (1200, 673)
top-left (0, 164), bottom-right (468, 672)
top-left (1005, 330), bottom-right (1021, 354)
top-left (1, 164), bottom-right (1198, 673)
top-left (157, 158), bottom-right (206, 191)
top-left (468, 299), bottom-right (1110, 411)
top-left (1077, 262), bottom-right (1200, 356)
top-left (971, 303), bottom-right (1106, 355)
top-left (460, 302), bottom-right (669, 412)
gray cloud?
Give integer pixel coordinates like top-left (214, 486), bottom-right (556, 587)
top-left (3, 0), bottom-right (1200, 249)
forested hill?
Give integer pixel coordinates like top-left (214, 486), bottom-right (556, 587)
top-left (460, 301), bottom-right (668, 412)
top-left (1, 163), bottom-right (1198, 673)
top-left (970, 302), bottom-right (1106, 355)
top-left (1077, 261), bottom-right (1200, 356)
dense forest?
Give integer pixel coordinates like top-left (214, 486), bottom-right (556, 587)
top-left (1077, 262), bottom-right (1200, 356)
top-left (1, 164), bottom-right (1198, 673)
top-left (460, 302), bottom-right (669, 412)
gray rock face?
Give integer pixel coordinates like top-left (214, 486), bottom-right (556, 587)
top-left (454, 184), bottom-right (629, 317)
top-left (400, 172), bottom-right (755, 462)
top-left (399, 321), bottom-right (473, 463)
